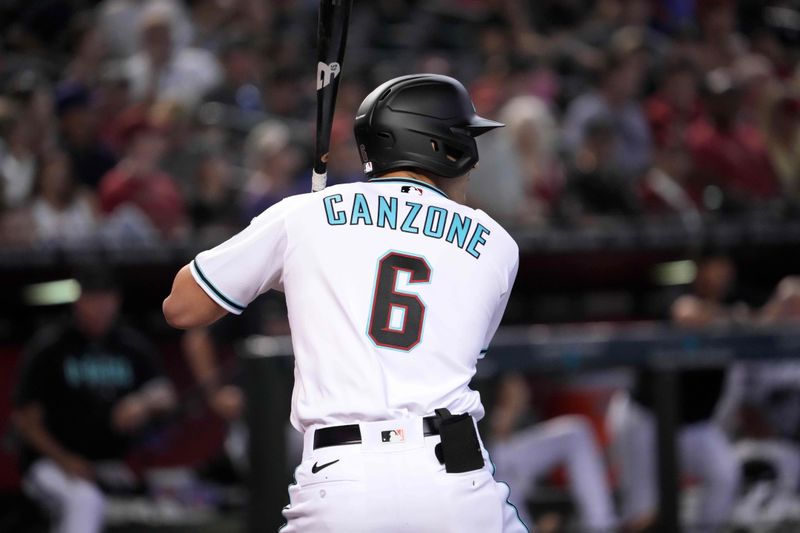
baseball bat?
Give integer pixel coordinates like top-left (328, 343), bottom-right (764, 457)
top-left (312, 0), bottom-right (354, 192)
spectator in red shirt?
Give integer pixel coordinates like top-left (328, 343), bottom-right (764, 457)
top-left (687, 69), bottom-right (781, 211)
top-left (99, 113), bottom-right (187, 239)
top-left (646, 58), bottom-right (702, 148)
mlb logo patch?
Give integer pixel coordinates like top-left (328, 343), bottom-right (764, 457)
top-left (381, 428), bottom-right (406, 443)
top-left (400, 185), bottom-right (423, 196)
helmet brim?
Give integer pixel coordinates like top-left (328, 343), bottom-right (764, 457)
top-left (459, 116), bottom-right (505, 137)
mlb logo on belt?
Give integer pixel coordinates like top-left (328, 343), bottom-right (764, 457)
top-left (381, 428), bottom-right (406, 443)
top-left (400, 185), bottom-right (423, 196)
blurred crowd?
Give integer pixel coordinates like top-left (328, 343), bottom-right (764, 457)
top-left (1, 0), bottom-right (800, 249)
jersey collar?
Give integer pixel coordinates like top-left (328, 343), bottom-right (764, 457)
top-left (367, 176), bottom-right (449, 199)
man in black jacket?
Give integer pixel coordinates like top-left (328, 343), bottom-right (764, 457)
top-left (12, 269), bottom-right (175, 533)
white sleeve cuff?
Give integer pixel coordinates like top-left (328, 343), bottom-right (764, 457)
top-left (190, 260), bottom-right (246, 315)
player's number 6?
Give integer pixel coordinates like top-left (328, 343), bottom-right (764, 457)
top-left (367, 252), bottom-right (431, 351)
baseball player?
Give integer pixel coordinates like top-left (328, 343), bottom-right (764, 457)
top-left (163, 74), bottom-right (527, 532)
top-left (490, 373), bottom-right (617, 531)
top-left (607, 254), bottom-right (742, 532)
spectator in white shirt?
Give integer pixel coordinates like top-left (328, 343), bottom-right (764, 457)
top-left (99, 0), bottom-right (193, 58)
top-left (124, 2), bottom-right (221, 109)
top-left (30, 149), bottom-right (97, 244)
top-left (0, 107), bottom-right (37, 210)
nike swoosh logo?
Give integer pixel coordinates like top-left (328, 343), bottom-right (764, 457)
top-left (311, 459), bottom-right (339, 474)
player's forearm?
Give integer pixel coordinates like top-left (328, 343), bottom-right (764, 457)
top-left (182, 328), bottom-right (221, 388)
top-left (163, 265), bottom-right (228, 329)
top-left (12, 404), bottom-right (72, 464)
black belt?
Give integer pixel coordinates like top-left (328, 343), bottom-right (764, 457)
top-left (313, 416), bottom-right (441, 449)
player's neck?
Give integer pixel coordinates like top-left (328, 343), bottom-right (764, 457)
top-left (379, 170), bottom-right (467, 204)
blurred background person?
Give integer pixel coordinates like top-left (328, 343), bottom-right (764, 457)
top-left (708, 275), bottom-right (800, 529)
top-left (99, 111), bottom-right (187, 240)
top-left (763, 93), bottom-right (800, 204)
top-left (688, 0), bottom-right (747, 73)
top-left (98, 0), bottom-right (193, 59)
top-left (687, 68), bottom-right (781, 212)
top-left (149, 99), bottom-right (197, 193)
top-left (187, 146), bottom-right (240, 241)
top-left (239, 119), bottom-right (305, 221)
top-left (470, 95), bottom-right (563, 224)
top-left (562, 42), bottom-right (652, 183)
top-left (94, 66), bottom-right (134, 152)
top-left (124, 2), bottom-right (221, 109)
top-left (608, 253), bottom-right (743, 532)
top-left (203, 36), bottom-right (264, 113)
top-left (645, 57), bottom-right (701, 149)
top-left (490, 373), bottom-right (616, 532)
top-left (0, 106), bottom-right (37, 210)
top-left (559, 117), bottom-right (642, 222)
top-left (11, 268), bottom-right (176, 533)
top-left (30, 148), bottom-right (98, 245)
top-left (55, 82), bottom-right (118, 191)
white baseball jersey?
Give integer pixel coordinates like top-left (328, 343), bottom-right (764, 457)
top-left (190, 176), bottom-right (519, 432)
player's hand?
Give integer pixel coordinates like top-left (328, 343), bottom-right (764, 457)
top-left (58, 453), bottom-right (94, 480)
top-left (208, 385), bottom-right (244, 420)
top-left (112, 395), bottom-right (149, 433)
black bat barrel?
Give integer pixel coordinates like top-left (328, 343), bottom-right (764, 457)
top-left (313, 0), bottom-right (354, 184)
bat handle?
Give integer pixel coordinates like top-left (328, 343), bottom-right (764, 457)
top-left (311, 170), bottom-right (328, 192)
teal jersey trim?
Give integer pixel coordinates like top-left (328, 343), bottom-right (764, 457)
top-left (488, 452), bottom-right (531, 532)
top-left (192, 260), bottom-right (246, 312)
top-left (368, 177), bottom-right (448, 199)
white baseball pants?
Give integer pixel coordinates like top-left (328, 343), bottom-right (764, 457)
top-left (491, 415), bottom-right (617, 531)
top-left (281, 416), bottom-right (529, 532)
top-left (607, 392), bottom-right (739, 532)
top-left (22, 458), bottom-right (106, 533)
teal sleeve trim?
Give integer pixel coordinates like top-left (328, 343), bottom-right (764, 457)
top-left (191, 260), bottom-right (246, 312)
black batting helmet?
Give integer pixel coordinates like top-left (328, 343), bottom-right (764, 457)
top-left (353, 74), bottom-right (504, 179)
